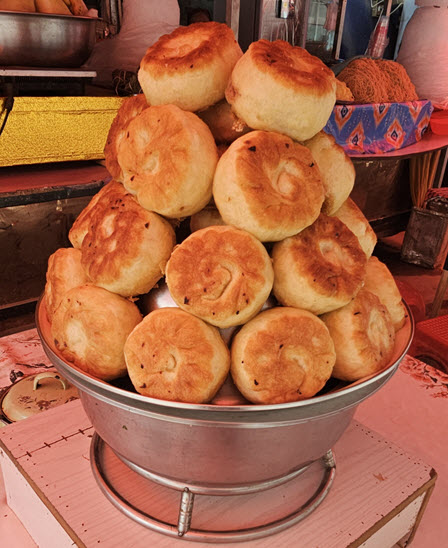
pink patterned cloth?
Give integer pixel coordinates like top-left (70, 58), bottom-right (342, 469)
top-left (400, 355), bottom-right (448, 398)
top-left (0, 329), bottom-right (54, 395)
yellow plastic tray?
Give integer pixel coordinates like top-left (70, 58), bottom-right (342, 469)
top-left (0, 96), bottom-right (125, 167)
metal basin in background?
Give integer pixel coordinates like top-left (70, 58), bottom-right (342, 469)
top-left (36, 297), bottom-right (414, 487)
top-left (0, 11), bottom-right (97, 67)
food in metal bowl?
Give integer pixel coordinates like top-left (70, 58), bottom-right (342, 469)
top-left (0, 10), bottom-right (97, 67)
top-left (36, 23), bottom-right (415, 487)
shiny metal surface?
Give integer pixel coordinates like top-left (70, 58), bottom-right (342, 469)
top-left (139, 280), bottom-right (278, 346)
top-left (36, 296), bottom-right (414, 487)
top-left (0, 11), bottom-right (97, 67)
top-left (90, 434), bottom-right (337, 542)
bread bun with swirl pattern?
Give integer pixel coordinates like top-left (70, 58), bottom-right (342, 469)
top-left (231, 307), bottom-right (336, 404)
top-left (321, 289), bottom-right (395, 381)
top-left (272, 214), bottom-right (367, 315)
top-left (331, 198), bottom-right (377, 258)
top-left (304, 131), bottom-right (355, 215)
top-left (138, 22), bottom-right (242, 112)
top-left (78, 182), bottom-right (175, 297)
top-left (68, 181), bottom-right (127, 250)
top-left (52, 284), bottom-right (142, 381)
top-left (363, 256), bottom-right (407, 332)
top-left (165, 225), bottom-right (274, 328)
top-left (213, 130), bottom-right (325, 242)
top-left (124, 308), bottom-right (230, 403)
top-left (226, 40), bottom-right (336, 141)
top-left (104, 94), bottom-right (149, 182)
top-left (44, 248), bottom-right (90, 322)
top-left (117, 104), bottom-right (218, 218)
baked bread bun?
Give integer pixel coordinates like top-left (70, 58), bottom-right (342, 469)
top-left (304, 131), bottom-right (355, 215)
top-left (51, 284), bottom-right (142, 381)
top-left (321, 289), bottom-right (395, 381)
top-left (79, 185), bottom-right (175, 297)
top-left (331, 198), bottom-right (377, 258)
top-left (196, 99), bottom-right (251, 144)
top-left (213, 130), bottom-right (325, 242)
top-left (0, 0), bottom-right (35, 11)
top-left (165, 225), bottom-right (274, 328)
top-left (138, 22), bottom-right (242, 112)
top-left (190, 204), bottom-right (225, 232)
top-left (69, 181), bottom-right (127, 249)
top-left (44, 248), bottom-right (90, 322)
top-left (231, 307), bottom-right (336, 404)
top-left (104, 94), bottom-right (149, 181)
top-left (124, 308), bottom-right (230, 403)
top-left (364, 256), bottom-right (407, 331)
top-left (35, 0), bottom-right (70, 14)
top-left (64, 0), bottom-right (88, 16)
top-left (226, 40), bottom-right (336, 141)
top-left (117, 104), bottom-right (218, 218)
top-left (272, 214), bottom-right (367, 315)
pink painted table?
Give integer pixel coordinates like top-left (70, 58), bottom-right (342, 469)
top-left (0, 329), bottom-right (447, 546)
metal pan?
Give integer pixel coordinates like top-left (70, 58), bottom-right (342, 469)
top-left (0, 11), bottom-right (97, 67)
top-left (36, 295), bottom-right (414, 487)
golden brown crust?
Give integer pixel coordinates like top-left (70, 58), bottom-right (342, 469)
top-left (196, 99), bottom-right (251, 144)
top-left (124, 308), bottom-right (230, 403)
top-left (247, 40), bottom-right (336, 97)
top-left (225, 41), bottom-right (336, 141)
top-left (51, 284), bottom-right (142, 381)
top-left (165, 225), bottom-right (274, 328)
top-left (104, 94), bottom-right (149, 181)
top-left (331, 198), bottom-right (377, 258)
top-left (44, 248), bottom-right (90, 322)
top-left (138, 22), bottom-right (242, 112)
top-left (79, 186), bottom-right (175, 297)
top-left (213, 130), bottom-right (325, 242)
top-left (141, 22), bottom-right (238, 76)
top-left (321, 289), bottom-right (396, 381)
top-left (68, 181), bottom-right (129, 249)
top-left (304, 131), bottom-right (355, 215)
top-left (117, 104), bottom-right (218, 218)
top-left (364, 256), bottom-right (407, 331)
top-left (272, 214), bottom-right (367, 315)
top-left (230, 307), bottom-right (336, 404)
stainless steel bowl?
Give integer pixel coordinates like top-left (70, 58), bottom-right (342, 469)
top-left (0, 11), bottom-right (97, 67)
top-left (36, 297), bottom-right (414, 487)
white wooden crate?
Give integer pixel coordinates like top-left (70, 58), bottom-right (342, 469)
top-left (0, 400), bottom-right (436, 548)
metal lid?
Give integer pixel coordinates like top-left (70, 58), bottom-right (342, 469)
top-left (1, 371), bottom-right (78, 422)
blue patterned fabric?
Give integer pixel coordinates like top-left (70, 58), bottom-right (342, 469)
top-left (323, 100), bottom-right (433, 155)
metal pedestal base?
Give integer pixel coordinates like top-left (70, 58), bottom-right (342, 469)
top-left (90, 433), bottom-right (336, 543)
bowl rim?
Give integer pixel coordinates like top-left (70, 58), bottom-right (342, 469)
top-left (36, 294), bottom-right (414, 415)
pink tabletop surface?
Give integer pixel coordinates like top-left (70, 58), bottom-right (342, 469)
top-left (347, 130), bottom-right (448, 159)
top-left (355, 355), bottom-right (448, 546)
top-left (0, 330), bottom-right (447, 547)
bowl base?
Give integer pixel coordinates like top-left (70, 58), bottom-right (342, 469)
top-left (90, 433), bottom-right (336, 542)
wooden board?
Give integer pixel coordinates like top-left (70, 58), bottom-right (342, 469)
top-left (0, 400), bottom-right (436, 548)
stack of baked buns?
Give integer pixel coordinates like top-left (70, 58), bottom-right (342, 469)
top-left (44, 22), bottom-right (408, 406)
